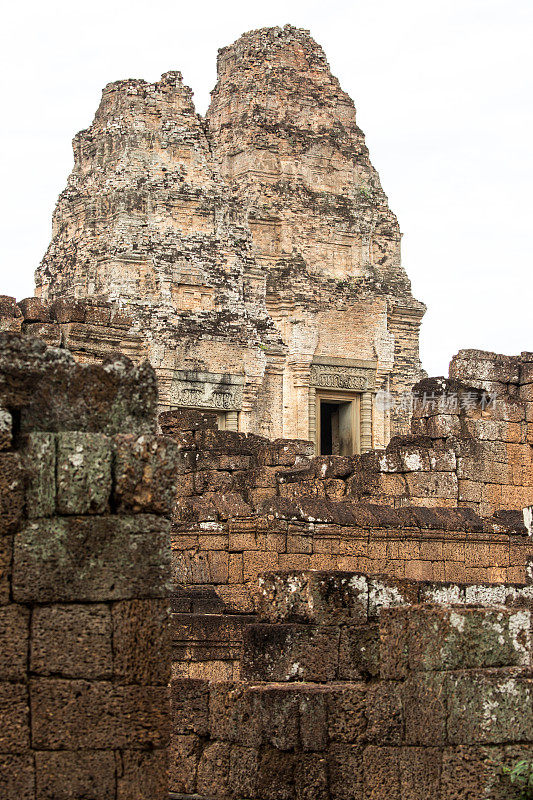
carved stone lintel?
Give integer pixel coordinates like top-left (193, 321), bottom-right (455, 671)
top-left (170, 370), bottom-right (244, 411)
top-left (309, 363), bottom-right (375, 391)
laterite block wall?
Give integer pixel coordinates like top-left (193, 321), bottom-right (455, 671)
top-left (0, 333), bottom-right (177, 800)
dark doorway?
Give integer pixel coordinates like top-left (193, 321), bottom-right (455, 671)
top-left (319, 400), bottom-right (353, 456)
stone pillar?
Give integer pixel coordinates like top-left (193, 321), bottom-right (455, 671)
top-left (290, 362), bottom-right (312, 441)
top-left (360, 391), bottom-right (373, 452)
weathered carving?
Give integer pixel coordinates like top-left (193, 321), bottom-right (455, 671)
top-left (309, 363), bottom-right (375, 392)
top-left (170, 371), bottom-right (244, 411)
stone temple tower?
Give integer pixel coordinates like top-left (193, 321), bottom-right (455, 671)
top-left (35, 25), bottom-right (425, 452)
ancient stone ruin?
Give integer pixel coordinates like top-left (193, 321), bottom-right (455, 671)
top-left (0, 23), bottom-right (532, 800)
top-left (33, 24), bottom-right (425, 448)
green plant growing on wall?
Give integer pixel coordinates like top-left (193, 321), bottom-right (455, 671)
top-left (502, 760), bottom-right (533, 799)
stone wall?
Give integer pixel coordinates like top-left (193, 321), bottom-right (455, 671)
top-left (0, 333), bottom-right (177, 800)
top-left (165, 350), bottom-right (533, 613)
top-left (170, 570), bottom-right (533, 799)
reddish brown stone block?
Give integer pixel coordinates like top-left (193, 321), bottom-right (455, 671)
top-left (366, 682), bottom-right (403, 746)
top-left (21, 322), bottom-right (61, 346)
top-left (379, 607), bottom-right (409, 680)
top-left (83, 302), bottom-right (112, 326)
top-left (326, 684), bottom-right (367, 744)
top-left (112, 598), bottom-right (170, 685)
top-left (399, 747), bottom-right (442, 800)
top-left (114, 434), bottom-right (179, 514)
top-left (50, 298), bottom-right (86, 323)
top-left (0, 604), bottom-right (29, 680)
top-left (257, 746), bottom-right (295, 800)
top-left (295, 753), bottom-right (328, 800)
top-left (241, 623), bottom-right (339, 682)
top-left (363, 746), bottom-right (400, 800)
top-left (30, 679), bottom-right (169, 749)
top-left (256, 686), bottom-right (300, 750)
top-left (196, 741), bottom-right (231, 797)
top-left (34, 750), bottom-right (115, 800)
top-left (0, 683), bottom-right (30, 752)
top-left (171, 678), bottom-right (210, 736)
top-left (338, 623), bottom-right (380, 679)
top-left (0, 753), bottom-right (34, 800)
top-left (440, 745), bottom-right (503, 800)
top-left (31, 604), bottom-right (112, 679)
top-left (116, 750), bottom-right (168, 800)
top-left (328, 743), bottom-right (363, 800)
top-left (18, 297), bottom-right (51, 322)
top-left (402, 672), bottom-right (447, 746)
top-left (168, 733), bottom-right (201, 794)
top-left (298, 684), bottom-right (328, 752)
top-left (229, 745), bottom-right (259, 798)
top-left (209, 682), bottom-right (261, 746)
top-left (13, 515), bottom-right (171, 603)
top-left (0, 531), bottom-right (11, 603)
top-left (0, 452), bottom-right (24, 533)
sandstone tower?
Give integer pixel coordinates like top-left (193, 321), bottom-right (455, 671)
top-left (35, 25), bottom-right (425, 451)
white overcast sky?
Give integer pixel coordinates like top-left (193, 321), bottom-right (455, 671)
top-left (1, 0), bottom-right (531, 377)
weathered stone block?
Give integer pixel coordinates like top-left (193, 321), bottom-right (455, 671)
top-left (21, 322), bottom-right (61, 346)
top-left (297, 684), bottom-right (328, 751)
top-left (241, 623), bottom-right (339, 681)
top-left (112, 598), bottom-right (170, 684)
top-left (447, 669), bottom-right (533, 745)
top-left (326, 684), bottom-right (367, 744)
top-left (255, 571), bottom-right (368, 624)
top-left (229, 745), bottom-right (260, 798)
top-left (168, 733), bottom-right (201, 794)
top-left (171, 678), bottom-right (210, 736)
top-left (209, 683), bottom-right (261, 746)
top-left (34, 750), bottom-right (115, 800)
top-left (31, 604), bottom-right (112, 679)
top-left (114, 434), bottom-right (179, 514)
top-left (0, 604), bottom-right (29, 680)
top-left (0, 452), bottom-right (24, 533)
top-left (0, 408), bottom-right (12, 450)
top-left (379, 607), bottom-right (410, 680)
top-left (116, 750), bottom-right (168, 800)
top-left (338, 623), bottom-right (380, 679)
top-left (0, 683), bottom-right (29, 752)
top-left (363, 746), bottom-right (400, 800)
top-left (56, 431), bottom-right (112, 514)
top-left (30, 678), bottom-right (170, 749)
top-left (328, 743), bottom-right (363, 800)
top-left (399, 746), bottom-right (442, 800)
top-left (257, 746), bottom-right (295, 800)
top-left (0, 535), bottom-right (11, 604)
top-left (0, 754), bottom-right (34, 800)
top-left (256, 685), bottom-right (301, 750)
top-left (13, 515), bottom-right (171, 602)
top-left (295, 753), bottom-right (329, 800)
top-left (49, 298), bottom-right (84, 322)
top-left (196, 741), bottom-right (230, 797)
top-left (402, 672), bottom-right (447, 746)
top-left (366, 682), bottom-right (403, 746)
top-left (387, 605), bottom-right (531, 673)
top-left (18, 296), bottom-right (51, 322)
top-left (23, 432), bottom-right (56, 518)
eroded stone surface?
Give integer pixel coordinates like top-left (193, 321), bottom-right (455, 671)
top-left (31, 25), bottom-right (425, 445)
